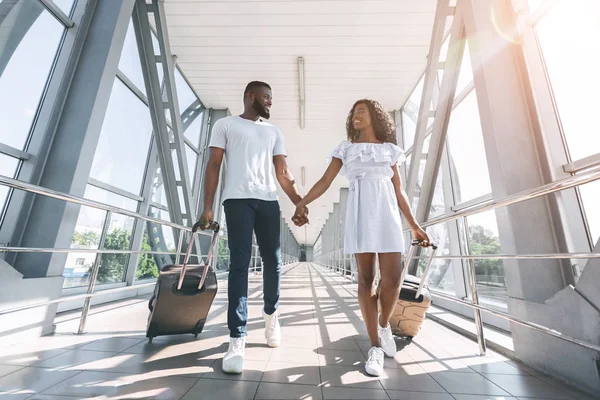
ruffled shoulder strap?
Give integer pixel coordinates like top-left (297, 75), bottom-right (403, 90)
top-left (327, 140), bottom-right (352, 164)
top-left (386, 143), bottom-right (406, 165)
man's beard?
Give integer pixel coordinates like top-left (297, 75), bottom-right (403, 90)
top-left (252, 98), bottom-right (270, 119)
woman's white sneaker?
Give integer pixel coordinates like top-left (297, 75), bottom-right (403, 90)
top-left (365, 346), bottom-right (385, 377)
top-left (378, 323), bottom-right (397, 358)
top-left (222, 337), bottom-right (245, 374)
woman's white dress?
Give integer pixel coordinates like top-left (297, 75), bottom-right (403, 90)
top-left (328, 141), bottom-right (406, 255)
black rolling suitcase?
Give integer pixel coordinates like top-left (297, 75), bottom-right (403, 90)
top-left (146, 222), bottom-right (220, 342)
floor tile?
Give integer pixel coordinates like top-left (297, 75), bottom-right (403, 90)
top-left (25, 395), bottom-right (81, 400)
top-left (483, 374), bottom-right (580, 399)
top-left (262, 361), bottom-right (321, 385)
top-left (319, 364), bottom-right (384, 389)
top-left (0, 367), bottom-right (80, 400)
top-left (429, 371), bottom-right (510, 396)
top-left (182, 378), bottom-right (259, 400)
top-left (78, 337), bottom-right (145, 353)
top-left (452, 396), bottom-right (516, 400)
top-left (255, 382), bottom-right (323, 400)
top-left (0, 348), bottom-right (71, 367)
top-left (380, 367), bottom-right (446, 393)
top-left (318, 349), bottom-right (365, 367)
top-left (387, 391), bottom-right (454, 400)
top-left (33, 350), bottom-right (117, 370)
top-left (41, 370), bottom-right (198, 399)
top-left (269, 346), bottom-right (320, 365)
top-left (203, 358), bottom-right (267, 382)
top-left (469, 361), bottom-right (533, 376)
top-left (0, 364), bottom-right (23, 378)
top-left (323, 386), bottom-right (389, 399)
top-left (318, 338), bottom-right (361, 352)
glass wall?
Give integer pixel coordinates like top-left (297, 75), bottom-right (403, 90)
top-left (0, 0), bottom-right (72, 219)
top-left (62, 14), bottom-right (207, 289)
top-left (530, 0), bottom-right (600, 248)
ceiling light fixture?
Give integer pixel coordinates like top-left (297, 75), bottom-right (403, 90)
top-left (297, 56), bottom-right (305, 129)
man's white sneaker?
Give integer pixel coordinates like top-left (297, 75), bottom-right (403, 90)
top-left (263, 310), bottom-right (281, 348)
top-left (365, 346), bottom-right (385, 377)
top-left (222, 337), bottom-right (245, 374)
top-left (378, 323), bottom-right (397, 358)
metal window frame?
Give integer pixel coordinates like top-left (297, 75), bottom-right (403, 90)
top-left (0, 0), bottom-right (90, 249)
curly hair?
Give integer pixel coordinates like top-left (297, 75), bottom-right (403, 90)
top-left (346, 99), bottom-right (397, 144)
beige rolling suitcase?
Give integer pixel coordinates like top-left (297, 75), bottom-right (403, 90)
top-left (379, 240), bottom-right (437, 340)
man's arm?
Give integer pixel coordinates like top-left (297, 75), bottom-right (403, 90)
top-left (198, 147), bottom-right (224, 228)
top-left (273, 155), bottom-right (302, 206)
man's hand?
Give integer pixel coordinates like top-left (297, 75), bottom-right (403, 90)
top-left (292, 204), bottom-right (309, 227)
top-left (197, 209), bottom-right (215, 230)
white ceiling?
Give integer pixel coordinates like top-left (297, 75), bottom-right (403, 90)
top-left (165, 0), bottom-right (437, 245)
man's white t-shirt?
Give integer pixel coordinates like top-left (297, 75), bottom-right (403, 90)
top-left (209, 115), bottom-right (286, 203)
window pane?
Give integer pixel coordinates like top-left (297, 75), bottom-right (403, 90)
top-left (579, 180), bottom-right (600, 246)
top-left (185, 144), bottom-right (198, 185)
top-left (0, 1), bottom-right (65, 150)
top-left (418, 222), bottom-right (455, 294)
top-left (150, 152), bottom-right (168, 208)
top-left (174, 68), bottom-right (197, 115)
top-left (402, 75), bottom-right (425, 149)
top-left (455, 43), bottom-right (473, 98)
top-left (118, 20), bottom-right (146, 95)
top-left (402, 111), bottom-right (416, 150)
top-left (90, 79), bottom-right (153, 195)
top-left (446, 91), bottom-right (492, 203)
top-left (0, 154), bottom-right (20, 216)
top-left (535, 1), bottom-right (600, 161)
top-left (136, 207), bottom-right (177, 280)
top-left (467, 211), bottom-right (507, 308)
top-left (64, 186), bottom-right (137, 288)
top-left (182, 107), bottom-right (204, 147)
top-left (429, 165), bottom-right (446, 219)
top-left (52, 0), bottom-right (75, 15)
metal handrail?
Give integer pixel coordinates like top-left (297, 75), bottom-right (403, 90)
top-left (0, 175), bottom-right (206, 235)
top-left (0, 174), bottom-right (299, 332)
top-left (313, 165), bottom-right (600, 356)
top-left (408, 164), bottom-right (600, 231)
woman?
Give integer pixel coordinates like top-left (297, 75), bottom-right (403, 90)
top-left (292, 99), bottom-right (430, 377)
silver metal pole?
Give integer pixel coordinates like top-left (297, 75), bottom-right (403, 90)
top-left (462, 216), bottom-right (487, 355)
top-left (175, 229), bottom-right (184, 264)
top-left (78, 211), bottom-right (112, 334)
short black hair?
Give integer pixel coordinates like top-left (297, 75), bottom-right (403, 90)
top-left (244, 81), bottom-right (271, 96)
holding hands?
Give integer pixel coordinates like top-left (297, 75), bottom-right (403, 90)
top-left (292, 203), bottom-right (309, 227)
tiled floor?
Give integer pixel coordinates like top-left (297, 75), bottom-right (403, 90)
top-left (0, 263), bottom-right (595, 400)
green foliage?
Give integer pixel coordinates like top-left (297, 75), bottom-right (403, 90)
top-left (136, 232), bottom-right (159, 279)
top-left (97, 228), bottom-right (130, 283)
top-left (72, 230), bottom-right (100, 246)
top-left (469, 224), bottom-right (503, 278)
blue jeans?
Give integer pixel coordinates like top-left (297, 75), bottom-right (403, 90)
top-left (224, 199), bottom-right (281, 338)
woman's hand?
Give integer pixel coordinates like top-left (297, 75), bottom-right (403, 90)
top-left (292, 204), bottom-right (309, 227)
top-left (412, 226), bottom-right (431, 247)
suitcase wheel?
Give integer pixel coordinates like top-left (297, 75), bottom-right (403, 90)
top-left (148, 337), bottom-right (153, 343)
top-left (405, 336), bottom-right (413, 342)
top-left (194, 333), bottom-right (199, 338)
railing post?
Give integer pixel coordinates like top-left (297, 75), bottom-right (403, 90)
top-left (78, 211), bottom-right (112, 334)
top-left (462, 216), bottom-right (487, 355)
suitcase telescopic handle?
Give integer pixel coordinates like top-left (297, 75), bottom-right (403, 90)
top-left (177, 222), bottom-right (221, 291)
top-left (409, 240), bottom-right (437, 299)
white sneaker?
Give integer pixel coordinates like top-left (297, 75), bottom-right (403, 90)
top-left (263, 310), bottom-right (281, 348)
top-left (365, 346), bottom-right (384, 376)
top-left (222, 337), bottom-right (245, 374)
top-left (378, 323), bottom-right (397, 358)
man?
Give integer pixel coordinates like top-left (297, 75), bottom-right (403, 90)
top-left (198, 81), bottom-right (308, 374)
